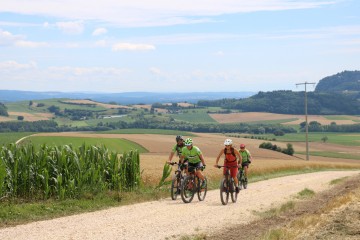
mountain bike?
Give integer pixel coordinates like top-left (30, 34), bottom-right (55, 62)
top-left (217, 165), bottom-right (238, 205)
top-left (181, 165), bottom-right (207, 203)
top-left (168, 162), bottom-right (185, 200)
top-left (237, 166), bottom-right (247, 190)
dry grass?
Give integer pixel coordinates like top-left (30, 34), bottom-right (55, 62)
top-left (261, 179), bottom-right (360, 240)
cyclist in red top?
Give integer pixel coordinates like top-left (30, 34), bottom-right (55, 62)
top-left (214, 139), bottom-right (242, 193)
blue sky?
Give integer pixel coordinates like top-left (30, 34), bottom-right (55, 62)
top-left (0, 0), bottom-right (359, 93)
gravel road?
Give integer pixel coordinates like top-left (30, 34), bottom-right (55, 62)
top-left (1, 171), bottom-right (359, 240)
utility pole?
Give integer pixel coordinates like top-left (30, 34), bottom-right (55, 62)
top-left (296, 81), bottom-right (316, 161)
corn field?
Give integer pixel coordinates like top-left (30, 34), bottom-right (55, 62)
top-left (0, 143), bottom-right (140, 200)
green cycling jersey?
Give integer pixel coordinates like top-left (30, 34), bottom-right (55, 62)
top-left (181, 146), bottom-right (202, 164)
top-left (240, 149), bottom-right (251, 163)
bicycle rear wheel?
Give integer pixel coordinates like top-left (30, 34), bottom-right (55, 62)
top-left (170, 174), bottom-right (181, 200)
top-left (230, 179), bottom-right (238, 203)
top-left (237, 171), bottom-right (243, 190)
top-left (181, 176), bottom-right (195, 203)
top-left (243, 177), bottom-right (248, 189)
top-left (197, 177), bottom-right (207, 201)
top-left (220, 178), bottom-right (229, 205)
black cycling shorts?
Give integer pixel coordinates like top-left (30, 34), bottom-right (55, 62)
top-left (242, 162), bottom-right (250, 168)
top-left (188, 162), bottom-right (202, 172)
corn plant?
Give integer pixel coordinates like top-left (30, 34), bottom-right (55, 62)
top-left (0, 143), bottom-right (141, 200)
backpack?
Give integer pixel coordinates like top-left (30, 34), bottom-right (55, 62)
top-left (223, 147), bottom-right (236, 157)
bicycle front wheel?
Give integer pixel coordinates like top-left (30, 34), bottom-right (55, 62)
top-left (197, 177), bottom-right (207, 201)
top-left (230, 179), bottom-right (238, 203)
top-left (220, 178), bottom-right (229, 205)
top-left (181, 176), bottom-right (195, 203)
top-left (170, 174), bottom-right (181, 200)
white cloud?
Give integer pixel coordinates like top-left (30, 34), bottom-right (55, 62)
top-left (56, 21), bottom-right (84, 34)
top-left (0, 60), bottom-right (37, 70)
top-left (0, 29), bottom-right (23, 45)
top-left (92, 28), bottom-right (107, 36)
top-left (15, 40), bottom-right (49, 48)
top-left (0, 1), bottom-right (337, 28)
top-left (112, 43), bottom-right (155, 51)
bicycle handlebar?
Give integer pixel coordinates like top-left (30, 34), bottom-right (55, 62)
top-left (216, 165), bottom-right (238, 169)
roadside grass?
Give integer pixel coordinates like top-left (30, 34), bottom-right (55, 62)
top-left (0, 189), bottom-right (169, 228)
top-left (330, 177), bottom-right (348, 185)
top-left (261, 189), bottom-right (356, 240)
top-left (260, 178), bottom-right (359, 240)
top-left (296, 188), bottom-right (315, 199)
top-left (253, 201), bottom-right (296, 218)
top-left (25, 136), bottom-right (148, 153)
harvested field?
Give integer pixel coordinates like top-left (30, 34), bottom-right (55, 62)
top-left (61, 99), bottom-right (130, 109)
top-left (8, 112), bottom-right (54, 121)
top-left (32, 132), bottom-right (360, 184)
top-left (210, 112), bottom-right (358, 125)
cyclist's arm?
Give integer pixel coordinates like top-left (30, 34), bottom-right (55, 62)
top-left (199, 153), bottom-right (206, 166)
top-left (234, 149), bottom-right (242, 165)
top-left (247, 150), bottom-right (253, 162)
top-left (179, 154), bottom-right (185, 164)
top-left (168, 151), bottom-right (175, 163)
top-left (214, 149), bottom-right (224, 167)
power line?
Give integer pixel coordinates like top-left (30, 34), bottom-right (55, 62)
top-left (296, 81), bottom-right (316, 161)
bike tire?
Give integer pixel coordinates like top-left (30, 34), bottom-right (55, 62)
top-left (230, 179), bottom-right (238, 203)
top-left (181, 176), bottom-right (195, 203)
top-left (220, 178), bottom-right (229, 205)
top-left (197, 177), bottom-right (207, 201)
top-left (237, 171), bottom-right (243, 190)
top-left (243, 178), bottom-right (248, 189)
top-left (170, 175), bottom-right (180, 200)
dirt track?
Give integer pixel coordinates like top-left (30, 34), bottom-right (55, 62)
top-left (0, 171), bottom-right (358, 240)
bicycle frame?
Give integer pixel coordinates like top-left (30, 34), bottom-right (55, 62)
top-left (180, 166), bottom-right (207, 203)
top-left (217, 165), bottom-right (238, 205)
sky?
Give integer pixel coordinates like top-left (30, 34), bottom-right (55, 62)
top-left (0, 0), bottom-right (359, 93)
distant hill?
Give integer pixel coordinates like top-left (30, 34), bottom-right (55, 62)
top-left (198, 90), bottom-right (360, 115)
top-left (0, 90), bottom-right (254, 104)
top-left (315, 70), bottom-right (360, 92)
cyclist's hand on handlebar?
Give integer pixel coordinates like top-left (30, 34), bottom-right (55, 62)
top-left (202, 165), bottom-right (206, 170)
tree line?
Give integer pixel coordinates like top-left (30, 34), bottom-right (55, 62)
top-left (197, 90), bottom-right (360, 115)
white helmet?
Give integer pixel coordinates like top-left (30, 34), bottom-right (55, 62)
top-left (224, 139), bottom-right (233, 146)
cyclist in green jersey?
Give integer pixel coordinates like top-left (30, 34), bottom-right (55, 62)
top-left (239, 143), bottom-right (252, 182)
top-left (168, 135), bottom-right (185, 163)
top-left (179, 138), bottom-right (207, 188)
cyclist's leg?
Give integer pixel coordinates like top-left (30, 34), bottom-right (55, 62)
top-left (244, 165), bottom-right (249, 180)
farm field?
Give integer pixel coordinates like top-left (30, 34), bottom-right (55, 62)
top-left (0, 131), bottom-right (359, 238)
top-left (209, 112), bottom-right (360, 125)
top-left (29, 132), bottom-right (360, 184)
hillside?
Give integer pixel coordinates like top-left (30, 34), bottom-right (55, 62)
top-left (198, 90), bottom-right (360, 115)
top-left (315, 70), bottom-right (360, 92)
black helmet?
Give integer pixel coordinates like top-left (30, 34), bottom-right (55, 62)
top-left (176, 135), bottom-right (183, 142)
